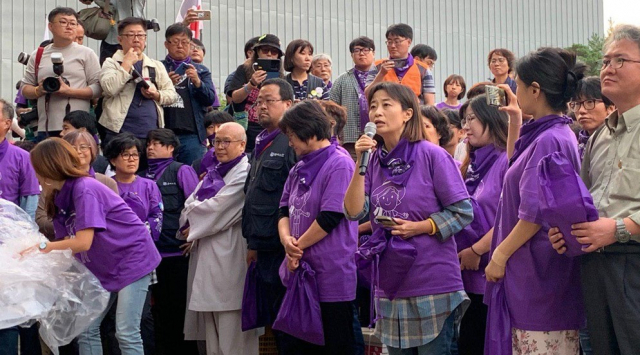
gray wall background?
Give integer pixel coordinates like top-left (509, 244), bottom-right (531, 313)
top-left (0, 0), bottom-right (603, 105)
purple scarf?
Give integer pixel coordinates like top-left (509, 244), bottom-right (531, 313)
top-left (510, 114), bottom-right (573, 166)
top-left (145, 158), bottom-right (174, 181)
top-left (254, 129), bottom-right (281, 158)
top-left (195, 153), bottom-right (246, 201)
top-left (393, 54), bottom-right (415, 80)
top-left (0, 138), bottom-right (8, 163)
top-left (465, 144), bottom-right (504, 195)
top-left (577, 129), bottom-right (590, 160)
top-left (164, 55), bottom-right (192, 71)
top-left (375, 139), bottom-right (416, 187)
top-left (353, 68), bottom-right (371, 131)
top-left (295, 144), bottom-right (336, 189)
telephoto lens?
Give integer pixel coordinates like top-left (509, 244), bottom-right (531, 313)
top-left (17, 52), bottom-right (30, 65)
top-left (42, 77), bottom-right (61, 93)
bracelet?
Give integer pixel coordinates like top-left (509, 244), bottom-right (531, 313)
top-left (470, 245), bottom-right (482, 257)
top-left (491, 248), bottom-right (509, 268)
top-left (427, 218), bottom-right (437, 235)
top-left (35, 86), bottom-right (42, 97)
top-left (249, 79), bottom-right (258, 87)
top-left (243, 84), bottom-right (251, 94)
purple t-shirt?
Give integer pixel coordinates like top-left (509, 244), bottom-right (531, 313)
top-left (365, 140), bottom-right (469, 298)
top-left (115, 177), bottom-right (163, 241)
top-left (280, 145), bottom-right (358, 302)
top-left (487, 124), bottom-right (584, 331)
top-left (455, 145), bottom-right (508, 294)
top-left (0, 139), bottom-right (40, 205)
top-left (435, 102), bottom-right (462, 111)
top-left (53, 177), bottom-right (161, 292)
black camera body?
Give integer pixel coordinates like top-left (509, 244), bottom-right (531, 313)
top-left (18, 108), bottom-right (39, 128)
top-left (146, 18), bottom-right (160, 32)
top-left (42, 52), bottom-right (68, 93)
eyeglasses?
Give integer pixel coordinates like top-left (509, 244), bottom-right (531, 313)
top-left (191, 44), bottom-right (204, 51)
top-left (352, 48), bottom-right (372, 55)
top-left (599, 57), bottom-right (640, 70)
top-left (120, 152), bottom-right (140, 160)
top-left (568, 99), bottom-right (603, 111)
top-left (121, 33), bottom-right (147, 40)
top-left (462, 113), bottom-right (477, 126)
top-left (253, 99), bottom-right (284, 108)
top-left (490, 57), bottom-right (507, 64)
top-left (259, 47), bottom-right (280, 56)
top-left (55, 20), bottom-right (78, 28)
top-left (72, 145), bottom-right (91, 153)
top-left (168, 39), bottom-right (190, 47)
top-left (213, 139), bottom-right (243, 148)
top-left (385, 38), bottom-right (408, 47)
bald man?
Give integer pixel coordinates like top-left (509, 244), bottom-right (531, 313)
top-left (180, 122), bottom-right (260, 355)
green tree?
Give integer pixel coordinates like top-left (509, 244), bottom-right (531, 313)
top-left (566, 33), bottom-right (606, 76)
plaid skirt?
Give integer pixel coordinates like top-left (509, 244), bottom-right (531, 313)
top-left (374, 291), bottom-right (469, 349)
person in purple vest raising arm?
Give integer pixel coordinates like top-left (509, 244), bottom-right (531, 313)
top-left (344, 82), bottom-right (473, 355)
top-left (23, 137), bottom-right (161, 355)
top-left (483, 48), bottom-right (587, 354)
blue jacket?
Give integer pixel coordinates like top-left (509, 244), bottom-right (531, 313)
top-left (161, 60), bottom-right (217, 142)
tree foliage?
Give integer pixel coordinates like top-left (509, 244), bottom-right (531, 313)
top-left (566, 33), bottom-right (606, 77)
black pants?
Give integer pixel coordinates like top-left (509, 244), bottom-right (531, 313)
top-left (581, 250), bottom-right (640, 355)
top-left (279, 301), bottom-right (357, 355)
top-left (458, 292), bottom-right (487, 355)
top-left (151, 256), bottom-right (198, 355)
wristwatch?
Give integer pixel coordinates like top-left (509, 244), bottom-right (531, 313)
top-left (615, 218), bottom-right (631, 243)
top-left (38, 241), bottom-right (48, 251)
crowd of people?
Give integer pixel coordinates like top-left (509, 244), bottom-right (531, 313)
top-left (1, 3), bottom-right (640, 355)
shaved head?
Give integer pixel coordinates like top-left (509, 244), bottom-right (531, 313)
top-left (215, 122), bottom-right (247, 162)
top-left (217, 122), bottom-right (247, 142)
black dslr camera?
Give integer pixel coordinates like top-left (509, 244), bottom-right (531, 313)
top-left (41, 52), bottom-right (70, 93)
top-left (146, 18), bottom-right (160, 32)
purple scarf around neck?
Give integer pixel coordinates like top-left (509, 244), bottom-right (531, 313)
top-left (295, 144), bottom-right (335, 189)
top-left (164, 55), bottom-right (192, 71)
top-left (145, 158), bottom-right (174, 180)
top-left (394, 54), bottom-right (415, 80)
top-left (577, 129), bottom-right (590, 160)
top-left (376, 139), bottom-right (416, 187)
top-left (253, 129), bottom-right (281, 158)
top-left (195, 153), bottom-right (246, 201)
top-left (353, 68), bottom-right (371, 131)
top-left (509, 114), bottom-right (573, 166)
top-left (465, 144), bottom-right (504, 196)
top-left (0, 138), bottom-right (8, 163)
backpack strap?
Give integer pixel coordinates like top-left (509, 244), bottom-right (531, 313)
top-left (148, 67), bottom-right (157, 86)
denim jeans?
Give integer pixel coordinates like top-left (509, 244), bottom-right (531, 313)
top-left (78, 274), bottom-right (151, 355)
top-left (176, 134), bottom-right (205, 167)
top-left (387, 310), bottom-right (456, 355)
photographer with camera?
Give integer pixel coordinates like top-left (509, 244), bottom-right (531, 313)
top-left (21, 7), bottom-right (101, 141)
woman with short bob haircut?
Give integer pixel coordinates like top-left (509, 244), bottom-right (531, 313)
top-left (419, 105), bottom-right (452, 147)
top-left (344, 82), bottom-right (473, 354)
top-left (484, 47), bottom-right (586, 354)
top-left (284, 39), bottom-right (329, 101)
top-left (26, 138), bottom-right (161, 355)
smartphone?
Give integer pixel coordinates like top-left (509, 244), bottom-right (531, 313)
top-left (486, 85), bottom-right (507, 107)
top-left (375, 215), bottom-right (398, 227)
top-left (173, 62), bottom-right (190, 76)
top-left (390, 58), bottom-right (406, 68)
top-left (193, 10), bottom-right (211, 20)
top-left (253, 59), bottom-right (281, 80)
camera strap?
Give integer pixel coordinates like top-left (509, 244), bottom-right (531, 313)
top-left (34, 45), bottom-right (46, 79)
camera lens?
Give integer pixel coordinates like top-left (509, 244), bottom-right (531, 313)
top-left (42, 77), bottom-right (61, 93)
top-left (17, 52), bottom-right (30, 65)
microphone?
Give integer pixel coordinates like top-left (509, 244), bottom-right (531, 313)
top-left (359, 122), bottom-right (377, 176)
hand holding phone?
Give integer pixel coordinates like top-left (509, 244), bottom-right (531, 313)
top-left (375, 215), bottom-right (398, 227)
top-left (173, 63), bottom-right (189, 76)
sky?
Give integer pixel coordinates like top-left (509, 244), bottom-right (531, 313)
top-left (603, 0), bottom-right (640, 29)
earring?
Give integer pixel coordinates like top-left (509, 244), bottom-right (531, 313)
top-left (44, 179), bottom-right (52, 186)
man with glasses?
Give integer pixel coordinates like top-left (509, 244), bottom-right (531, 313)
top-left (100, 17), bottom-right (178, 148)
top-left (161, 23), bottom-right (217, 166)
top-left (21, 7), bottom-right (101, 141)
top-left (549, 24), bottom-right (640, 355)
top-left (330, 36), bottom-right (377, 159)
top-left (365, 23), bottom-right (435, 105)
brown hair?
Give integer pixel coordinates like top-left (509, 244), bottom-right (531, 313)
top-left (443, 74), bottom-right (467, 100)
top-left (63, 130), bottom-right (98, 164)
top-left (366, 82), bottom-right (426, 143)
top-left (487, 48), bottom-right (516, 73)
top-left (30, 138), bottom-right (88, 217)
top-left (284, 39), bottom-right (314, 72)
top-left (317, 101), bottom-right (347, 139)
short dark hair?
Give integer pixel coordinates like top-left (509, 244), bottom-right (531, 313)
top-left (411, 44), bottom-right (437, 60)
top-left (349, 36), bottom-right (375, 53)
top-left (204, 111), bottom-right (234, 128)
top-left (261, 78), bottom-right (295, 102)
top-left (572, 76), bottom-right (614, 107)
top-left (441, 108), bottom-right (462, 130)
top-left (284, 39), bottom-right (314, 72)
top-left (146, 128), bottom-right (180, 150)
top-left (420, 105), bottom-right (452, 147)
top-left (192, 38), bottom-right (205, 55)
top-left (165, 23), bottom-right (192, 41)
top-left (63, 110), bottom-right (97, 135)
top-left (385, 23), bottom-right (413, 40)
top-left (14, 140), bottom-right (36, 152)
top-left (516, 47), bottom-right (587, 112)
top-left (0, 99), bottom-right (15, 121)
top-left (76, 18), bottom-right (85, 29)
top-left (466, 81), bottom-right (493, 100)
top-left (244, 36), bottom-right (260, 59)
top-left (443, 75), bottom-right (466, 100)
top-left (487, 48), bottom-right (516, 73)
top-left (104, 132), bottom-right (143, 169)
top-left (367, 82), bottom-right (425, 143)
top-left (279, 100), bottom-right (332, 143)
top-left (117, 17), bottom-right (147, 35)
top-left (467, 94), bottom-right (509, 149)
top-left (318, 101), bottom-right (347, 138)
top-left (48, 7), bottom-right (78, 23)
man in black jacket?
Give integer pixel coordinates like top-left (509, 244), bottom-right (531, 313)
top-left (242, 78), bottom-right (296, 349)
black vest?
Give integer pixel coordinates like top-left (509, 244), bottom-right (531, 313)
top-left (156, 161), bottom-right (186, 254)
